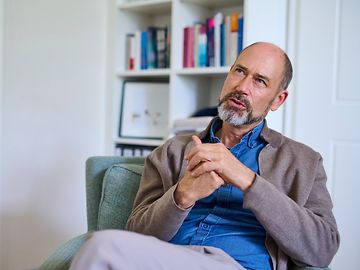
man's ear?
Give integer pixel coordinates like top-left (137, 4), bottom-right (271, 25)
top-left (270, 90), bottom-right (288, 111)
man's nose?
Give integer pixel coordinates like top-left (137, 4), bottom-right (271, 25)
top-left (235, 75), bottom-right (252, 95)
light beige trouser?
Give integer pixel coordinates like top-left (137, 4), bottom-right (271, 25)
top-left (69, 230), bottom-right (245, 270)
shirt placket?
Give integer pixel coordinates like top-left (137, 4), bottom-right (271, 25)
top-left (189, 186), bottom-right (232, 245)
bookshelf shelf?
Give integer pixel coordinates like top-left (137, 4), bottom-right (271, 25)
top-left (176, 66), bottom-right (231, 76)
top-left (114, 137), bottom-right (164, 147)
top-left (181, 0), bottom-right (243, 9)
top-left (118, 0), bottom-right (172, 14)
top-left (117, 68), bottom-right (171, 78)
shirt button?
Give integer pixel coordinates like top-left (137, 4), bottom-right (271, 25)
top-left (201, 223), bottom-right (209, 229)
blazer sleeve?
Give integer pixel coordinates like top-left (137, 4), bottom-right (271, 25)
top-left (243, 155), bottom-right (340, 267)
top-left (126, 140), bottom-right (192, 241)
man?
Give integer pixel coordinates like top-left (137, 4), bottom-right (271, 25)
top-left (70, 42), bottom-right (339, 270)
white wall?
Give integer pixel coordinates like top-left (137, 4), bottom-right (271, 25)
top-left (1, 0), bottom-right (107, 269)
top-left (0, 0), bottom-right (4, 266)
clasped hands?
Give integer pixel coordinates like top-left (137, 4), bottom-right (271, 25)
top-left (174, 135), bottom-right (256, 209)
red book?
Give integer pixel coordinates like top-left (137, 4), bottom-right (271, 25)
top-left (183, 26), bottom-right (194, 67)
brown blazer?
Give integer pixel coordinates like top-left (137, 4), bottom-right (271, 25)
top-left (126, 118), bottom-right (340, 269)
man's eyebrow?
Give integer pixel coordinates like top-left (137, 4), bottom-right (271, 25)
top-left (233, 64), bottom-right (248, 71)
top-left (233, 64), bottom-right (270, 83)
top-left (255, 73), bottom-right (270, 83)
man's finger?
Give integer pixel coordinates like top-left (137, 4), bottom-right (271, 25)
top-left (185, 135), bottom-right (202, 161)
top-left (192, 135), bottom-right (202, 145)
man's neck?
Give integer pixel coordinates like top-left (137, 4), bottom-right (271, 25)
top-left (215, 121), bottom-right (262, 148)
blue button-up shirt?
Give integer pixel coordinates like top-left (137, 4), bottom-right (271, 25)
top-left (170, 119), bottom-right (272, 270)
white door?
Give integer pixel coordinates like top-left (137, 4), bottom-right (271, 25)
top-left (287, 0), bottom-right (360, 268)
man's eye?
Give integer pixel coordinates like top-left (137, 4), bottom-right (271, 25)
top-left (235, 68), bottom-right (245, 75)
top-left (255, 78), bottom-right (266, 86)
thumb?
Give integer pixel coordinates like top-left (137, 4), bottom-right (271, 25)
top-left (192, 135), bottom-right (202, 145)
top-left (184, 135), bottom-right (202, 161)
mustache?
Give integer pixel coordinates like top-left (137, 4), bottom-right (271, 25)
top-left (219, 91), bottom-right (251, 111)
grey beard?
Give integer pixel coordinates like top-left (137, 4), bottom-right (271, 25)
top-left (218, 102), bottom-right (249, 127)
top-left (217, 102), bottom-right (267, 127)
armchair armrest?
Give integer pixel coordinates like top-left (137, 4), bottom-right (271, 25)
top-left (37, 233), bottom-right (92, 270)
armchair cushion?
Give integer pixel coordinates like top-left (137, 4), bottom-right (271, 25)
top-left (97, 163), bottom-right (144, 230)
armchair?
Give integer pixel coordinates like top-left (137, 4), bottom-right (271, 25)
top-left (38, 156), bottom-right (330, 270)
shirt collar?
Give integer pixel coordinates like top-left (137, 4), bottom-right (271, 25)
top-left (208, 118), bottom-right (265, 149)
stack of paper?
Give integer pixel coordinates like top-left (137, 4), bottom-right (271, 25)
top-left (172, 117), bottom-right (213, 135)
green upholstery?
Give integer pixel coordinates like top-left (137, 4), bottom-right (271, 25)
top-left (85, 156), bottom-right (145, 232)
top-left (98, 163), bottom-right (143, 230)
top-left (38, 233), bottom-right (91, 270)
top-left (38, 156), bottom-right (330, 270)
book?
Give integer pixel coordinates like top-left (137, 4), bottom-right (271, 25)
top-left (166, 25), bottom-right (171, 68)
top-left (183, 26), bottom-right (194, 68)
top-left (193, 23), bottom-right (202, 67)
top-left (125, 33), bottom-right (135, 70)
top-left (220, 23), bottom-right (226, 66)
top-left (198, 24), bottom-right (207, 67)
top-left (229, 12), bottom-right (239, 65)
top-left (147, 27), bottom-right (157, 69)
top-left (238, 16), bottom-right (244, 54)
top-left (156, 27), bottom-right (167, 68)
top-left (214, 12), bottom-right (223, 67)
top-left (206, 17), bottom-right (215, 67)
top-left (225, 15), bottom-right (231, 66)
top-left (141, 31), bottom-right (148, 69)
top-left (134, 30), bottom-right (141, 70)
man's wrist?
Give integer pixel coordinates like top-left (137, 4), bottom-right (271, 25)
top-left (242, 171), bottom-right (256, 192)
top-left (174, 184), bottom-right (195, 209)
top-left (233, 168), bottom-right (256, 192)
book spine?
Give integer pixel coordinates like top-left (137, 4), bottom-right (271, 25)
top-left (206, 18), bottom-right (215, 67)
top-left (225, 15), bottom-right (231, 66)
top-left (125, 33), bottom-right (135, 70)
top-left (220, 23), bottom-right (225, 67)
top-left (183, 27), bottom-right (188, 67)
top-left (214, 12), bottom-right (223, 67)
top-left (229, 12), bottom-right (239, 64)
top-left (193, 23), bottom-right (201, 67)
top-left (156, 27), bottom-right (167, 68)
top-left (198, 24), bottom-right (207, 67)
top-left (147, 27), bottom-right (157, 69)
top-left (166, 25), bottom-right (171, 68)
top-left (238, 16), bottom-right (244, 54)
top-left (183, 26), bottom-right (194, 68)
top-left (188, 26), bottom-right (194, 67)
top-left (134, 30), bottom-right (141, 70)
top-left (141, 31), bottom-right (148, 69)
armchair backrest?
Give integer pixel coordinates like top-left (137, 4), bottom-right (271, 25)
top-left (85, 156), bottom-right (145, 231)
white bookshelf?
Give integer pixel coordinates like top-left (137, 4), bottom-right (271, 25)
top-left (118, 0), bottom-right (172, 13)
top-left (176, 66), bottom-right (231, 76)
top-left (107, 0), bottom-right (288, 154)
top-left (114, 137), bottom-right (165, 147)
top-left (117, 68), bottom-right (171, 78)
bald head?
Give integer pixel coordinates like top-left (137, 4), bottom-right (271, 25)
top-left (239, 42), bottom-right (293, 91)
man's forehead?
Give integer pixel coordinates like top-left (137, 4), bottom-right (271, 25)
top-left (235, 45), bottom-right (284, 78)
